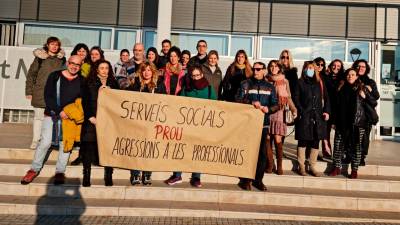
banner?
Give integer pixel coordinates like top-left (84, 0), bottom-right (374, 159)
top-left (96, 89), bottom-right (264, 179)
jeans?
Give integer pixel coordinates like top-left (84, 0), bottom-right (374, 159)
top-left (32, 107), bottom-right (44, 144)
top-left (31, 116), bottom-right (71, 173)
top-left (173, 172), bottom-right (201, 179)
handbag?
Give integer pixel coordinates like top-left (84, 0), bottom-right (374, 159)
top-left (284, 104), bottom-right (295, 126)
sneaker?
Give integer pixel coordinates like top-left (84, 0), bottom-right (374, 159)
top-left (130, 174), bottom-right (141, 185)
top-left (21, 169), bottom-right (38, 185)
top-left (142, 174), bottom-right (152, 185)
top-left (54, 173), bottom-right (65, 185)
top-left (349, 170), bottom-right (358, 179)
top-left (329, 167), bottom-right (341, 176)
top-left (190, 177), bottom-right (202, 188)
top-left (164, 175), bottom-right (182, 185)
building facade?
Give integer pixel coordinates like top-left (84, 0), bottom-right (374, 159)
top-left (0, 0), bottom-right (399, 140)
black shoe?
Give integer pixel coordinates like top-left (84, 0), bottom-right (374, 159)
top-left (252, 181), bottom-right (267, 191)
top-left (54, 173), bottom-right (65, 185)
top-left (71, 155), bottom-right (82, 166)
top-left (360, 157), bottom-right (366, 166)
top-left (237, 181), bottom-right (251, 191)
top-left (104, 167), bottom-right (113, 186)
top-left (82, 168), bottom-right (91, 187)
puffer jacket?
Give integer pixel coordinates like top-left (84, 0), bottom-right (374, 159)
top-left (25, 48), bottom-right (66, 108)
top-left (202, 63), bottom-right (222, 99)
top-left (235, 77), bottom-right (279, 126)
top-left (62, 98), bottom-right (84, 152)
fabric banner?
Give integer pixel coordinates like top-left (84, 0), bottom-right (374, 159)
top-left (96, 88), bottom-right (264, 179)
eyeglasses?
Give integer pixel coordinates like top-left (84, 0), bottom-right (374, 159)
top-left (253, 68), bottom-right (263, 72)
top-left (197, 45), bottom-right (207, 48)
top-left (280, 56), bottom-right (289, 59)
top-left (68, 61), bottom-right (81, 67)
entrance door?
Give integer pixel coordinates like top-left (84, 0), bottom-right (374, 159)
top-left (380, 44), bottom-right (400, 138)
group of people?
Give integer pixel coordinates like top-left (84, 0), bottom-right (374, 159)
top-left (20, 36), bottom-right (379, 192)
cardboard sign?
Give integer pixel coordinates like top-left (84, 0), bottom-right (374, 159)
top-left (96, 89), bottom-right (264, 178)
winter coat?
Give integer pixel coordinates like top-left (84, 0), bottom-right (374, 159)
top-left (283, 67), bottom-right (298, 96)
top-left (322, 72), bottom-right (343, 125)
top-left (201, 63), bottom-right (222, 99)
top-left (113, 60), bottom-right (124, 78)
top-left (80, 76), bottom-right (119, 142)
top-left (188, 54), bottom-right (208, 68)
top-left (236, 77), bottom-right (279, 126)
top-left (81, 63), bottom-right (91, 78)
top-left (62, 98), bottom-right (84, 152)
top-left (25, 48), bottom-right (66, 108)
top-left (116, 57), bottom-right (140, 89)
top-left (181, 85), bottom-right (217, 100)
top-left (293, 77), bottom-right (331, 141)
top-left (221, 65), bottom-right (248, 102)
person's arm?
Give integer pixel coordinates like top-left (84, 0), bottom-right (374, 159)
top-left (267, 86), bottom-right (279, 114)
top-left (25, 57), bottom-right (40, 97)
top-left (44, 72), bottom-right (59, 114)
top-left (286, 79), bottom-right (297, 115)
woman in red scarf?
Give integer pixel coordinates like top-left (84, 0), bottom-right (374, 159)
top-left (161, 46), bottom-right (185, 96)
top-left (266, 60), bottom-right (297, 175)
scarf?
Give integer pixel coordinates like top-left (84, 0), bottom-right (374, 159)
top-left (268, 74), bottom-right (289, 108)
top-left (166, 62), bottom-right (182, 76)
top-left (235, 63), bottom-right (246, 70)
top-left (192, 77), bottom-right (209, 90)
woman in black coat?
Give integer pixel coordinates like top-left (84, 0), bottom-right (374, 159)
top-left (81, 59), bottom-right (119, 187)
top-left (329, 68), bottom-right (377, 179)
top-left (294, 61), bottom-right (330, 177)
top-left (351, 59), bottom-right (380, 166)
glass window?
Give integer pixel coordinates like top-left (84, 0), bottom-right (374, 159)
top-left (171, 33), bottom-right (228, 56)
top-left (23, 24), bottom-right (112, 49)
top-left (348, 41), bottom-right (369, 62)
top-left (231, 36), bottom-right (252, 57)
top-left (114, 30), bottom-right (136, 50)
top-left (262, 37), bottom-right (345, 61)
top-left (144, 31), bottom-right (157, 50)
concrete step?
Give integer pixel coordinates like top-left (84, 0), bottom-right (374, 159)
top-left (1, 195), bottom-right (400, 223)
top-left (2, 159), bottom-right (400, 193)
top-left (1, 176), bottom-right (400, 213)
top-left (1, 148), bottom-right (399, 177)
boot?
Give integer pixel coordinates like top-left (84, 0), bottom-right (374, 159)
top-left (297, 147), bottom-right (307, 176)
top-left (265, 140), bottom-right (274, 173)
top-left (104, 167), bottom-right (113, 186)
top-left (275, 142), bottom-right (283, 175)
top-left (329, 167), bottom-right (341, 177)
top-left (71, 155), bottom-right (82, 166)
top-left (309, 148), bottom-right (321, 177)
top-left (82, 167), bottom-right (91, 187)
top-left (349, 170), bottom-right (358, 179)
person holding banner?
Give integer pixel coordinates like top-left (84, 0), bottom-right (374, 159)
top-left (164, 65), bottom-right (217, 188)
top-left (80, 59), bottom-right (119, 187)
top-left (127, 62), bottom-right (167, 185)
top-left (235, 62), bottom-right (279, 191)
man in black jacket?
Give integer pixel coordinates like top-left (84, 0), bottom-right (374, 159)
top-left (21, 55), bottom-right (83, 185)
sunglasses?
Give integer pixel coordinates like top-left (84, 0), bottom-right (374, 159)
top-left (253, 68), bottom-right (263, 71)
top-left (280, 56), bottom-right (289, 59)
top-left (317, 63), bottom-right (324, 67)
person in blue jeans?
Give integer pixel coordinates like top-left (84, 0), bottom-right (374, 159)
top-left (21, 55), bottom-right (83, 185)
top-left (164, 65), bottom-right (217, 188)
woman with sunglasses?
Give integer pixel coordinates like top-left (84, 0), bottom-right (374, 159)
top-left (279, 50), bottom-right (298, 96)
top-left (265, 60), bottom-right (297, 175)
top-left (351, 59), bottom-right (380, 166)
top-left (221, 50), bottom-right (252, 102)
top-left (293, 61), bottom-right (330, 176)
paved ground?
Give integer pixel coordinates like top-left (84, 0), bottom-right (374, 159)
top-left (0, 215), bottom-right (397, 225)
